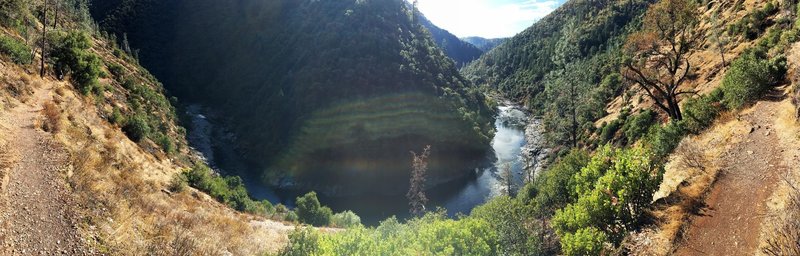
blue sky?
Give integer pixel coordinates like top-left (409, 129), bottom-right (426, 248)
top-left (414, 0), bottom-right (567, 38)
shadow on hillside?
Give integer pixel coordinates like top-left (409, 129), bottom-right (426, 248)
top-left (763, 86), bottom-right (788, 102)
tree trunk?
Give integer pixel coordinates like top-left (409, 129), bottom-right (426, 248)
top-left (40, 0), bottom-right (47, 78)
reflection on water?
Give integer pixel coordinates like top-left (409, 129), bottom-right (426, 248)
top-left (186, 104), bottom-right (530, 224)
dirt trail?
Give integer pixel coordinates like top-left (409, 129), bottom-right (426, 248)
top-left (675, 97), bottom-right (791, 255)
top-left (0, 83), bottom-right (91, 255)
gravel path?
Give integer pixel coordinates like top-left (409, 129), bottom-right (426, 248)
top-left (675, 99), bottom-right (790, 255)
top-left (0, 83), bottom-right (92, 255)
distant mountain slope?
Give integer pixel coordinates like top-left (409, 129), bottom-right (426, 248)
top-left (461, 37), bottom-right (507, 52)
top-left (417, 13), bottom-right (484, 67)
top-left (91, 0), bottom-right (494, 195)
top-left (462, 0), bottom-right (655, 105)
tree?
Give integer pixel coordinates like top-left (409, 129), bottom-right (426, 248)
top-left (622, 0), bottom-right (700, 121)
top-left (40, 0), bottom-right (48, 77)
top-left (407, 145), bottom-right (431, 216)
top-left (295, 191), bottom-right (332, 227)
top-left (709, 7), bottom-right (728, 66)
top-left (499, 163), bottom-right (514, 196)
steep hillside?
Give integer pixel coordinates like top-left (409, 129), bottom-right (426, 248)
top-left (91, 0), bottom-right (495, 195)
top-left (0, 3), bottom-right (301, 254)
top-left (463, 0), bottom-right (654, 105)
top-left (461, 36), bottom-right (507, 52)
top-left (417, 13), bottom-right (484, 67)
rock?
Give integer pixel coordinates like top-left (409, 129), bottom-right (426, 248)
top-left (765, 131), bottom-right (770, 136)
top-left (747, 151), bottom-right (754, 155)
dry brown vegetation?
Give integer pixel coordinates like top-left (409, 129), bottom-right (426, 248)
top-left (40, 100), bottom-right (61, 132)
top-left (48, 67), bottom-right (290, 255)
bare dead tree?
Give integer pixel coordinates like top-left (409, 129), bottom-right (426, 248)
top-left (407, 145), bottom-right (431, 216)
top-left (623, 0), bottom-right (701, 121)
top-left (500, 163), bottom-right (514, 196)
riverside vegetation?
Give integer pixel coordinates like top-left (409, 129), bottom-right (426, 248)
top-left (0, 0), bottom-right (799, 255)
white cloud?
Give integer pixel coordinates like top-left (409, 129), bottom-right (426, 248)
top-left (414, 0), bottom-right (561, 38)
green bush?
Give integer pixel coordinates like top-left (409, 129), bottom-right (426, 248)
top-left (285, 211), bottom-right (298, 222)
top-left (560, 227), bottom-right (607, 256)
top-left (622, 109), bottom-right (656, 144)
top-left (281, 228), bottom-right (321, 256)
top-left (599, 119), bottom-right (622, 143)
top-left (643, 122), bottom-right (686, 160)
top-left (49, 31), bottom-right (102, 95)
top-left (122, 113), bottom-right (151, 142)
top-left (721, 50), bottom-right (786, 110)
top-left (295, 191), bottom-right (333, 226)
top-left (681, 89), bottom-right (724, 134)
top-left (182, 164), bottom-right (268, 214)
top-left (108, 107), bottom-right (125, 126)
top-left (552, 147), bottom-right (661, 247)
top-left (154, 133), bottom-right (175, 154)
top-left (282, 213), bottom-right (499, 255)
top-left (107, 62), bottom-right (126, 79)
top-left (472, 196), bottom-right (541, 255)
top-left (519, 149), bottom-right (590, 216)
top-left (0, 35), bottom-right (31, 64)
top-left (330, 210), bottom-right (362, 228)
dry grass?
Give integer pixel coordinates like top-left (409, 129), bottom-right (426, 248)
top-left (53, 78), bottom-right (288, 255)
top-left (40, 100), bottom-right (61, 133)
top-left (761, 179), bottom-right (800, 256)
top-left (758, 100), bottom-right (800, 255)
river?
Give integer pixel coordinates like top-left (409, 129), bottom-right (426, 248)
top-left (185, 104), bottom-right (534, 224)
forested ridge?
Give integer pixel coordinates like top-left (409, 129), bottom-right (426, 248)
top-left (1, 0), bottom-right (796, 254)
top-left (91, 0), bottom-right (495, 194)
top-left (416, 12), bottom-right (484, 67)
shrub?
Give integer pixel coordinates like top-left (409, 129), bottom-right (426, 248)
top-left (168, 173), bottom-right (188, 193)
top-left (599, 119), bottom-right (622, 143)
top-left (107, 62), bottom-right (126, 79)
top-left (681, 89), bottom-right (724, 134)
top-left (41, 101), bottom-right (61, 133)
top-left (330, 210), bottom-right (361, 228)
top-left (122, 113), bottom-right (151, 142)
top-left (0, 35), bottom-right (31, 64)
top-left (472, 196), bottom-right (541, 255)
top-left (622, 109), bottom-right (656, 144)
top-left (552, 147), bottom-right (661, 247)
top-left (49, 31), bottom-right (102, 95)
top-left (643, 122), bottom-right (686, 160)
top-left (280, 228), bottom-right (321, 256)
top-left (519, 149), bottom-right (590, 215)
top-left (155, 133), bottom-right (175, 154)
top-left (295, 191), bottom-right (333, 226)
top-left (560, 227), bottom-right (608, 256)
top-left (108, 107), bottom-right (125, 126)
top-left (721, 50), bottom-right (786, 109)
top-left (183, 163), bottom-right (268, 214)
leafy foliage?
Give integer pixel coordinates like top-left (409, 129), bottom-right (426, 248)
top-left (331, 210), bottom-right (362, 228)
top-left (49, 31), bottom-right (102, 95)
top-left (721, 48), bottom-right (786, 110)
top-left (471, 196), bottom-right (542, 255)
top-left (183, 164), bottom-right (272, 215)
top-left (552, 146), bottom-right (661, 247)
top-left (282, 213), bottom-right (499, 255)
top-left (295, 192), bottom-right (333, 227)
top-left (0, 34), bottom-right (31, 64)
top-left (560, 227), bottom-right (608, 256)
top-left (727, 2), bottom-right (779, 39)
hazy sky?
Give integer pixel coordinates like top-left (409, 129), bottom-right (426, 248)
top-left (414, 0), bottom-right (566, 38)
